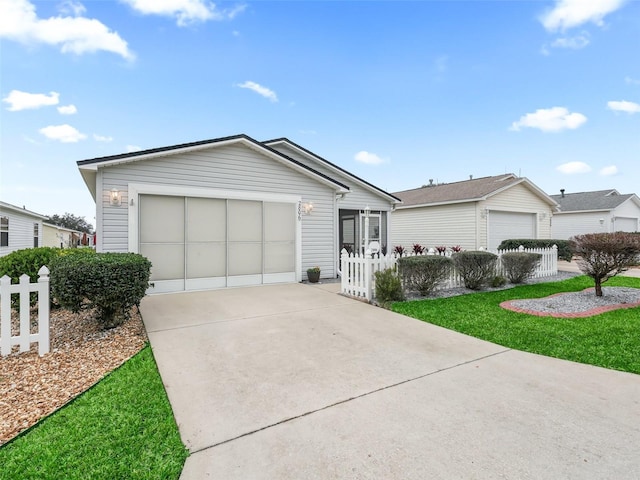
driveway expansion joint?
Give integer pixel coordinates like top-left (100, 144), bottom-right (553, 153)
top-left (188, 347), bottom-right (512, 456)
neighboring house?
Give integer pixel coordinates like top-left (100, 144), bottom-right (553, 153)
top-left (0, 201), bottom-right (47, 257)
top-left (550, 189), bottom-right (640, 239)
top-left (43, 223), bottom-right (94, 248)
top-left (77, 134), bottom-right (400, 294)
top-left (391, 174), bottom-right (558, 251)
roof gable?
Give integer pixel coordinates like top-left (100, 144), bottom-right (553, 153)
top-left (0, 201), bottom-right (48, 220)
top-left (551, 189), bottom-right (639, 212)
top-left (393, 174), bottom-right (557, 208)
top-left (77, 134), bottom-right (350, 200)
top-left (263, 138), bottom-right (401, 204)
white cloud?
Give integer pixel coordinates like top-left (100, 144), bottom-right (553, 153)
top-left (57, 104), bottom-right (77, 115)
top-left (599, 165), bottom-right (618, 176)
top-left (540, 0), bottom-right (627, 32)
top-left (625, 76), bottom-right (640, 85)
top-left (3, 90), bottom-right (59, 111)
top-left (39, 124), bottom-right (87, 142)
top-left (93, 133), bottom-right (113, 142)
top-left (510, 107), bottom-right (587, 132)
top-left (122, 0), bottom-right (246, 26)
top-left (556, 161), bottom-right (592, 174)
top-left (607, 100), bottom-right (640, 114)
top-left (236, 81), bottom-right (278, 102)
top-left (126, 144), bottom-right (142, 152)
top-left (354, 151), bottom-right (386, 165)
top-left (58, 0), bottom-right (86, 17)
top-left (0, 0), bottom-right (134, 60)
top-left (550, 32), bottom-right (590, 49)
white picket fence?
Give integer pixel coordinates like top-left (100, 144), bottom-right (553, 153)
top-left (341, 245), bottom-right (558, 301)
top-left (0, 266), bottom-right (50, 357)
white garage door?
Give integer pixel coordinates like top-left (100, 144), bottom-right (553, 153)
top-left (615, 217), bottom-right (638, 232)
top-left (139, 195), bottom-right (296, 293)
top-left (488, 211), bottom-right (536, 250)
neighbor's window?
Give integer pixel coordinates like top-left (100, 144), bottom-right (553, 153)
top-left (1, 217), bottom-right (8, 247)
top-left (34, 223), bottom-right (39, 247)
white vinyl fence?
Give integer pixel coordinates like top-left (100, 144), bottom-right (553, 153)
top-left (341, 245), bottom-right (558, 301)
top-left (0, 266), bottom-right (50, 357)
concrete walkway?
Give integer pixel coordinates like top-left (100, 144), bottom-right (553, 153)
top-left (558, 260), bottom-right (640, 277)
top-left (141, 282), bottom-right (640, 479)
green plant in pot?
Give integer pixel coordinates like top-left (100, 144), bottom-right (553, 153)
top-left (307, 266), bottom-right (321, 283)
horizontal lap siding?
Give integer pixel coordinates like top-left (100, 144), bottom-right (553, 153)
top-left (552, 212), bottom-right (611, 239)
top-left (0, 211), bottom-right (41, 256)
top-left (99, 144), bottom-right (336, 277)
top-left (391, 203), bottom-right (477, 250)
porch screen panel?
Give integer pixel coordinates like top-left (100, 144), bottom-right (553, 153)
top-left (139, 195), bottom-right (185, 281)
top-left (228, 200), bottom-right (262, 275)
top-left (186, 197), bottom-right (226, 279)
top-left (264, 202), bottom-right (295, 274)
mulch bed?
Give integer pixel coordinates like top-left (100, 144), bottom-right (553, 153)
top-left (0, 306), bottom-right (147, 445)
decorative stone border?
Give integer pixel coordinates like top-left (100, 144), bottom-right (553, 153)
top-left (500, 288), bottom-right (640, 318)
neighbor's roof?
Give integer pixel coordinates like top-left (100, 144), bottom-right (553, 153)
top-left (76, 134), bottom-right (350, 200)
top-left (551, 189), bottom-right (640, 213)
top-left (0, 201), bottom-right (48, 220)
top-left (393, 174), bottom-right (557, 208)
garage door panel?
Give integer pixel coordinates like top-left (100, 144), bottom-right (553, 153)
top-left (265, 242), bottom-right (295, 274)
top-left (187, 242), bottom-right (226, 278)
top-left (187, 198), bottom-right (226, 242)
top-left (489, 212), bottom-right (535, 250)
top-left (228, 242), bottom-right (262, 276)
top-left (141, 243), bottom-right (185, 281)
top-left (140, 195), bottom-right (184, 243)
top-left (265, 202), bottom-right (295, 242)
top-left (228, 200), bottom-right (262, 241)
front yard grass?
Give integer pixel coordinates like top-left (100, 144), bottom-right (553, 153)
top-left (392, 276), bottom-right (640, 375)
top-left (0, 345), bottom-right (189, 480)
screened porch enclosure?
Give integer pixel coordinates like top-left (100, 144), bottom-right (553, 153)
top-left (338, 209), bottom-right (388, 255)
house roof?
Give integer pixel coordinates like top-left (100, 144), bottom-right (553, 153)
top-left (392, 174), bottom-right (557, 208)
top-left (0, 201), bottom-right (48, 220)
top-left (77, 134), bottom-right (351, 200)
top-left (263, 138), bottom-right (401, 204)
top-left (550, 189), bottom-right (640, 213)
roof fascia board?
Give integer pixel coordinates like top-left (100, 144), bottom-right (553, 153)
top-left (265, 138), bottom-right (401, 203)
top-left (395, 198), bottom-right (479, 209)
top-left (554, 208), bottom-right (613, 214)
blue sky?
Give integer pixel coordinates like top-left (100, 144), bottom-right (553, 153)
top-left (1, 0), bottom-right (639, 229)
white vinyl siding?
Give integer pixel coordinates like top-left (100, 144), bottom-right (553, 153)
top-left (98, 143), bottom-right (336, 279)
top-left (614, 217), bottom-right (638, 232)
top-left (391, 203), bottom-right (477, 251)
top-left (552, 212), bottom-right (611, 239)
top-left (0, 209), bottom-right (44, 257)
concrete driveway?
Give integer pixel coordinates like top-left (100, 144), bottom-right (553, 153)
top-left (141, 282), bottom-right (640, 479)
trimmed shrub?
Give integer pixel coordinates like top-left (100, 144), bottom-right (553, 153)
top-left (398, 255), bottom-right (452, 296)
top-left (491, 275), bottom-right (507, 287)
top-left (452, 251), bottom-right (498, 290)
top-left (374, 267), bottom-right (404, 305)
top-left (497, 239), bottom-right (572, 262)
top-left (51, 252), bottom-right (151, 328)
top-left (500, 252), bottom-right (542, 284)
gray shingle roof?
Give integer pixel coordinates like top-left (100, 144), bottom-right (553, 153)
top-left (393, 174), bottom-right (525, 206)
top-left (550, 190), bottom-right (634, 212)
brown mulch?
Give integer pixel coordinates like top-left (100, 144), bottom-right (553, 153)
top-left (0, 306), bottom-right (147, 445)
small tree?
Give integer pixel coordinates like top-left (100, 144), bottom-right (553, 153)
top-left (569, 232), bottom-right (640, 296)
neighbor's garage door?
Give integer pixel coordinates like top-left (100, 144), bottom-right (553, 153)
top-left (488, 211), bottom-right (535, 250)
top-left (615, 217), bottom-right (639, 232)
top-left (139, 195), bottom-right (296, 293)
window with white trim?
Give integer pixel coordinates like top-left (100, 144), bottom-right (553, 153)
top-left (1, 217), bottom-right (8, 247)
top-left (34, 223), bottom-right (39, 247)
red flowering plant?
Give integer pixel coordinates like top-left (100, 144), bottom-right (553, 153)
top-left (451, 245), bottom-right (462, 253)
top-left (393, 245), bottom-right (406, 257)
top-left (412, 244), bottom-right (425, 255)
top-left (435, 245), bottom-right (447, 254)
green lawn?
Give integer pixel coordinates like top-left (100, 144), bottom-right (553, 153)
top-left (0, 346), bottom-right (189, 480)
top-left (392, 276), bottom-right (640, 375)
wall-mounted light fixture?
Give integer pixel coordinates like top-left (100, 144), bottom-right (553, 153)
top-left (599, 218), bottom-right (605, 225)
top-left (480, 207), bottom-right (489, 219)
top-left (539, 212), bottom-right (547, 221)
top-left (302, 202), bottom-right (314, 214)
top-left (110, 188), bottom-right (121, 206)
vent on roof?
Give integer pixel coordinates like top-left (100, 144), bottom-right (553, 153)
top-left (560, 189), bottom-right (565, 198)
